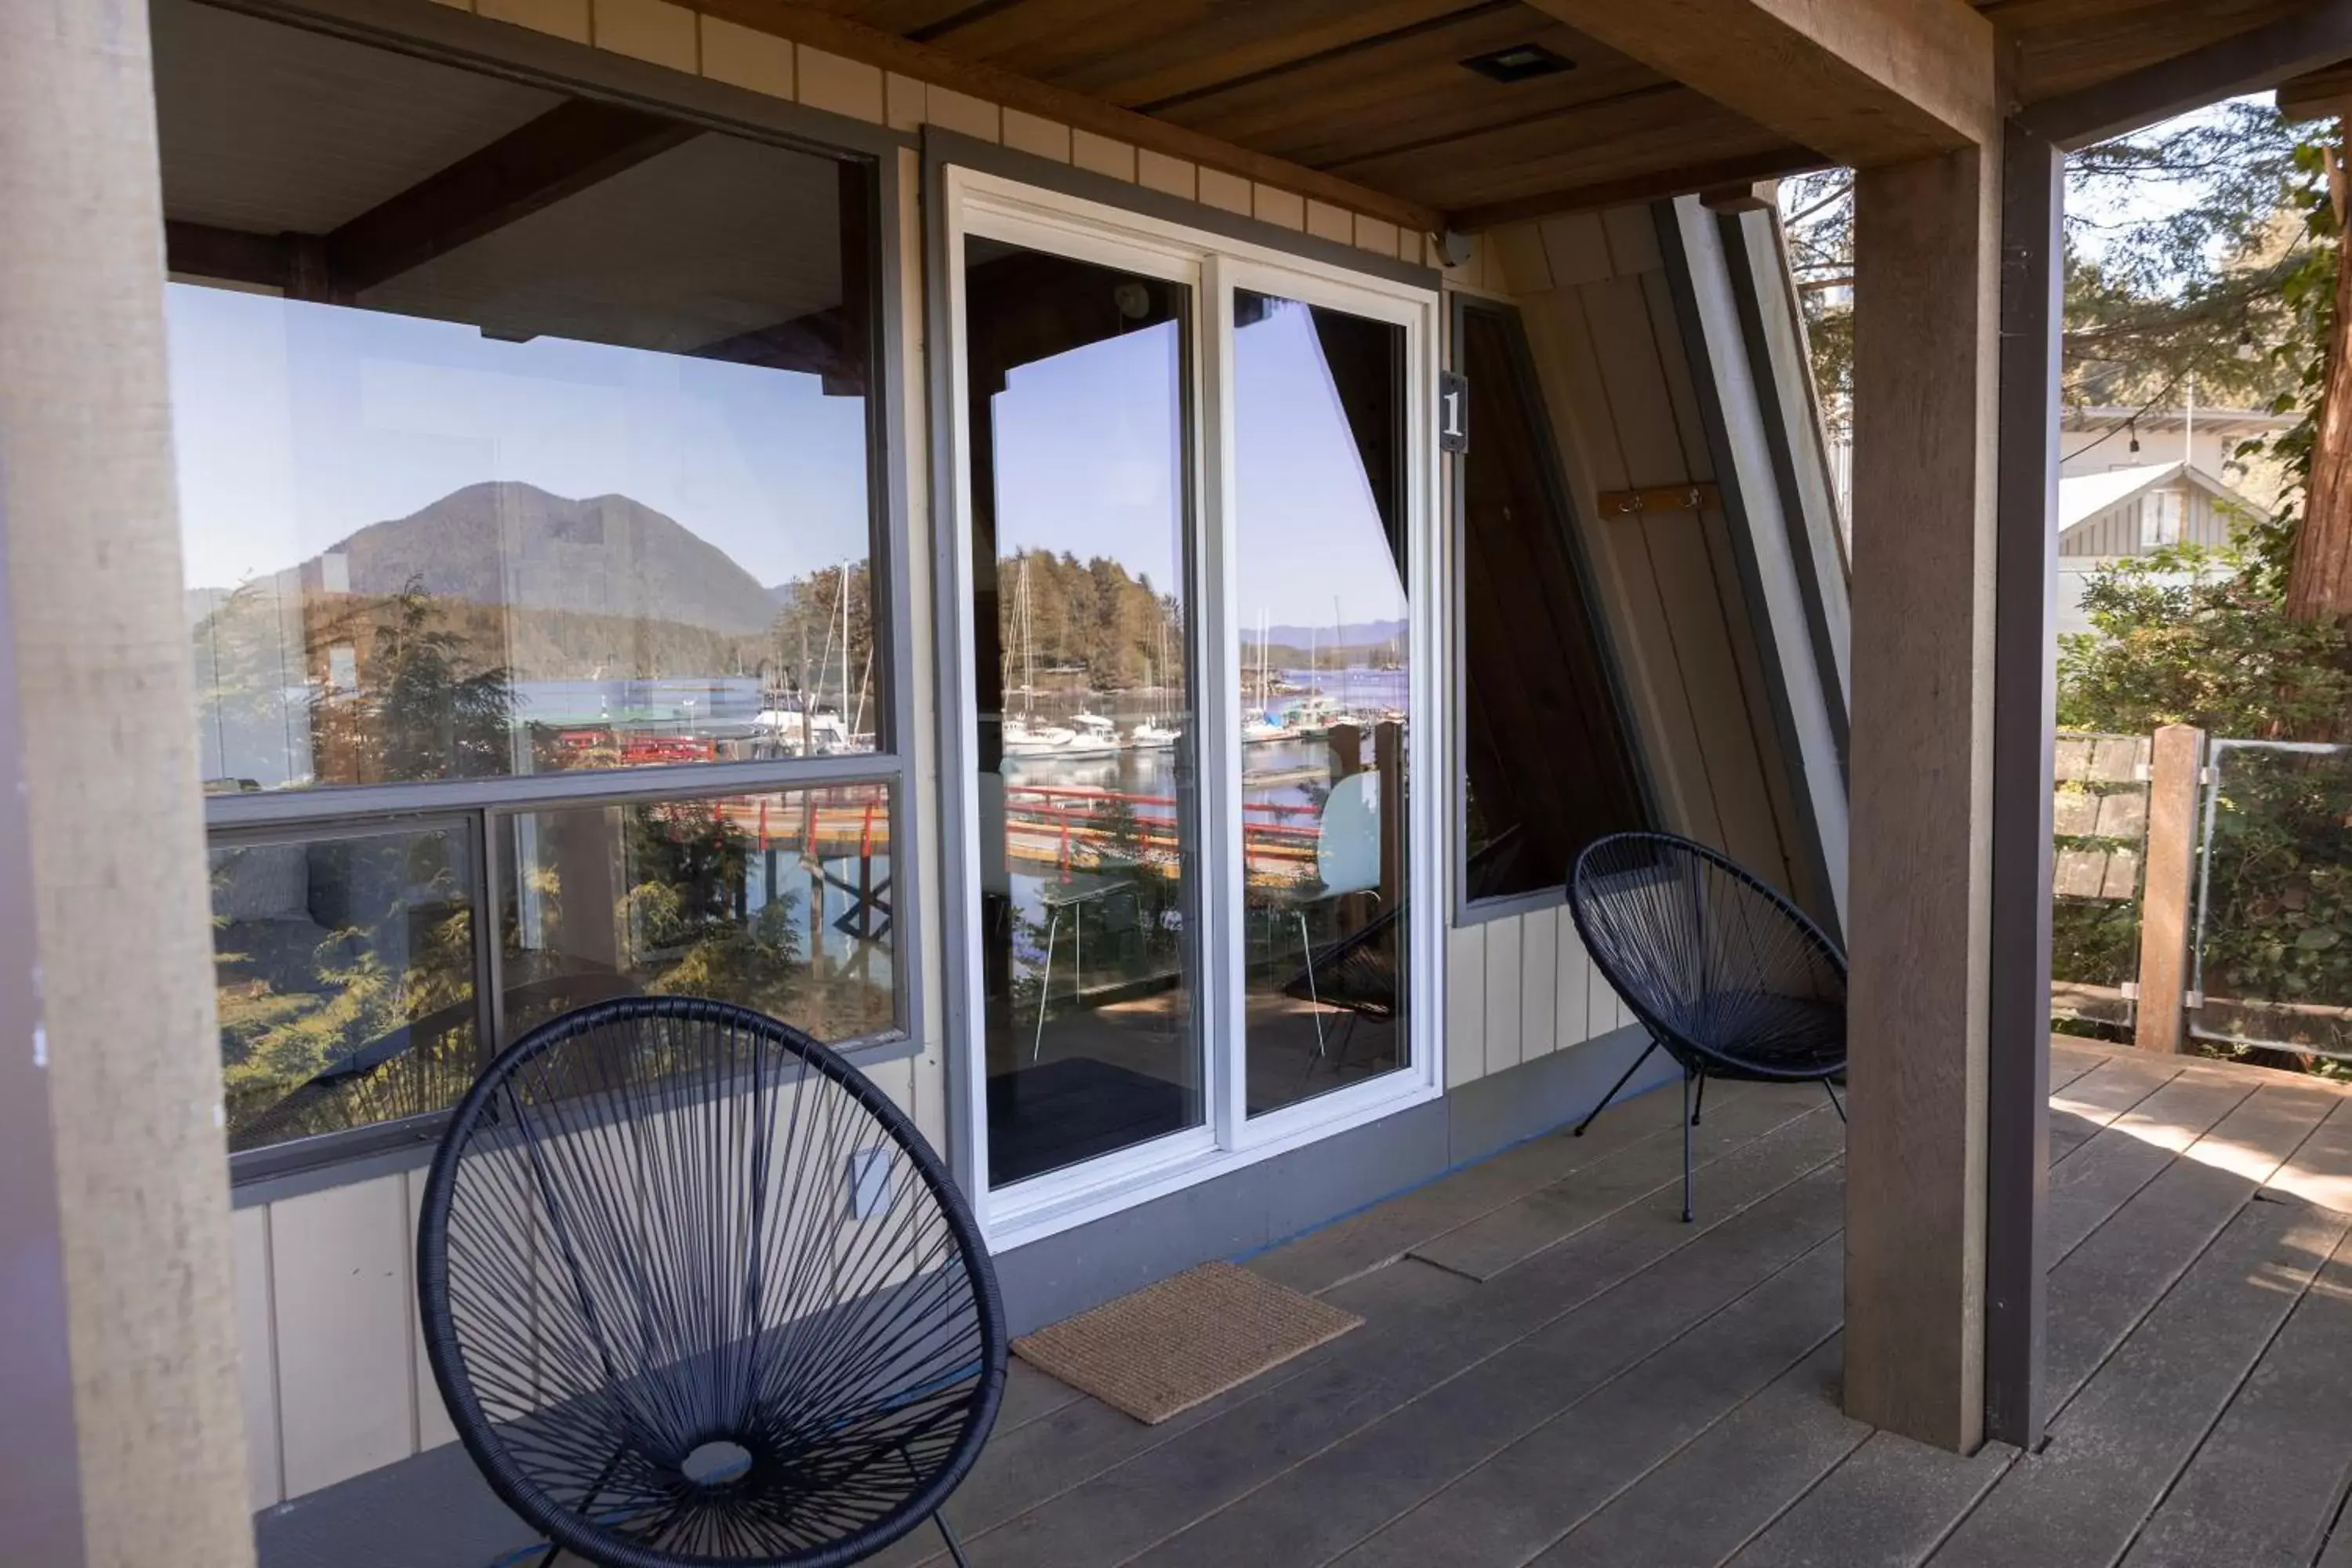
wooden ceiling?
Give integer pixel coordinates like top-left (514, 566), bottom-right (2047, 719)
top-left (720, 0), bottom-right (2327, 229)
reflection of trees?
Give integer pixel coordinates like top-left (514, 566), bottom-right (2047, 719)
top-left (507, 797), bottom-right (896, 1041)
top-left (312, 579), bottom-right (515, 782)
top-left (1000, 549), bottom-right (1184, 694)
top-left (213, 834), bottom-right (477, 1150)
top-left (193, 579), bottom-right (310, 787)
top-left (623, 798), bottom-right (804, 1014)
top-left (768, 560), bottom-right (877, 720)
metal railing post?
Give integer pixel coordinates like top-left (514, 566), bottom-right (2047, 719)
top-left (2134, 723), bottom-right (2206, 1053)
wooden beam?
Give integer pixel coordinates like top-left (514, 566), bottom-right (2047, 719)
top-left (2280, 58), bottom-right (2352, 122)
top-left (2023, 0), bottom-right (2352, 150)
top-left (1, 0), bottom-right (255, 1556)
top-left (1520, 0), bottom-right (1997, 167)
top-left (1447, 145), bottom-right (1824, 230)
top-left (328, 99), bottom-right (698, 295)
top-left (1844, 140), bottom-right (2000, 1454)
top-left (165, 102), bottom-right (698, 299)
top-left (691, 0), bottom-right (1443, 233)
top-left (163, 219), bottom-right (291, 290)
top-left (1698, 179), bottom-right (1779, 213)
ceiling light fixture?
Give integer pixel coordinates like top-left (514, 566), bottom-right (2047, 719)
top-left (1461, 43), bottom-right (1574, 84)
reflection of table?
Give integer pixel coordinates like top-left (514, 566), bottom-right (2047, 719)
top-left (1034, 873), bottom-right (1138, 1062)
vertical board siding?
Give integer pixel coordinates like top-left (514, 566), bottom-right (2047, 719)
top-left (1592, 957), bottom-right (1625, 1040)
top-left (1483, 916), bottom-right (1525, 1076)
top-left (406, 1170), bottom-right (458, 1454)
top-left (1446, 922), bottom-right (1486, 1088)
top-left (232, 1206), bottom-right (281, 1512)
top-left (1555, 917), bottom-right (1594, 1055)
top-left (269, 1175), bottom-right (416, 1499)
top-left (1442, 201), bottom-right (1815, 1091)
top-left (1519, 906), bottom-right (1560, 1060)
top-left (1519, 292), bottom-right (1713, 844)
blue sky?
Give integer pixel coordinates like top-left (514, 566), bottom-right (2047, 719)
top-left (989, 298), bottom-right (1408, 632)
top-left (166, 283), bottom-right (873, 591)
top-left (169, 282), bottom-right (1409, 635)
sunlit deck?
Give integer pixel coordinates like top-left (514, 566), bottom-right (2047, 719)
top-left (844, 1040), bottom-right (2352, 1568)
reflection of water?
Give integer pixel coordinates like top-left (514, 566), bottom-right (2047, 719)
top-left (740, 849), bottom-right (895, 972)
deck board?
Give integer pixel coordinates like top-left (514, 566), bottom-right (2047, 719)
top-left (874, 1045), bottom-right (2352, 1568)
top-left (2120, 1226), bottom-right (2352, 1568)
top-left (1529, 1338), bottom-right (1868, 1568)
top-left (1929, 1197), bottom-right (2350, 1567)
top-left (1408, 1083), bottom-right (1822, 1280)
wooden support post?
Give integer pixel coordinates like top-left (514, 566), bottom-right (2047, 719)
top-left (1374, 722), bottom-right (1404, 916)
top-left (1330, 723), bottom-right (1364, 938)
top-left (2135, 723), bottom-right (2207, 1055)
top-left (1844, 141), bottom-right (2002, 1455)
top-left (0, 0), bottom-right (255, 1556)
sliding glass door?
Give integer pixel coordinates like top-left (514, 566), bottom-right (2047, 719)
top-left (959, 233), bottom-right (1207, 1192)
top-left (1231, 288), bottom-right (1411, 1118)
top-left (945, 171), bottom-right (1439, 1236)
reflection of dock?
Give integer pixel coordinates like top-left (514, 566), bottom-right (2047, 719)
top-left (1243, 765), bottom-right (1324, 790)
top-left (1002, 782), bottom-right (1326, 884)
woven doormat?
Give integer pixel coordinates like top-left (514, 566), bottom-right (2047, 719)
top-left (1012, 1261), bottom-right (1363, 1425)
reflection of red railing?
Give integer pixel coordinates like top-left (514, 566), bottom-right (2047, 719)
top-left (1002, 782), bottom-right (1323, 879)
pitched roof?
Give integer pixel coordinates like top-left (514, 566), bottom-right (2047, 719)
top-left (2057, 462), bottom-right (2265, 536)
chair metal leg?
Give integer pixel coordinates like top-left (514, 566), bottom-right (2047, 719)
top-left (1691, 1068), bottom-right (1707, 1127)
top-left (538, 1447), bottom-right (623, 1566)
top-left (935, 1509), bottom-right (974, 1568)
top-left (1680, 1067), bottom-right (1695, 1223)
top-left (1573, 1036), bottom-right (1660, 1138)
top-left (1824, 1080), bottom-right (1846, 1123)
top-left (1298, 911), bottom-right (1326, 1057)
top-left (1032, 908), bottom-right (1060, 1062)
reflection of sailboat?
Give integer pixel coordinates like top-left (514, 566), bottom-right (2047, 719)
top-left (1243, 713), bottom-right (1298, 744)
top-left (1004, 716), bottom-right (1076, 757)
top-left (1065, 710), bottom-right (1123, 756)
top-left (1245, 606), bottom-right (1297, 743)
top-left (1129, 718), bottom-right (1181, 749)
top-left (1283, 694), bottom-right (1357, 737)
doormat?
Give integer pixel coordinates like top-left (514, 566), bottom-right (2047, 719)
top-left (1012, 1261), bottom-right (1362, 1425)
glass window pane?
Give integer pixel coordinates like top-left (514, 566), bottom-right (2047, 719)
top-left (212, 824), bottom-right (481, 1153)
top-left (157, 0), bottom-right (881, 795)
top-left (497, 784), bottom-right (898, 1046)
top-left (1457, 306), bottom-right (1646, 901)
top-left (1233, 289), bottom-right (1409, 1115)
top-left (963, 239), bottom-right (1203, 1188)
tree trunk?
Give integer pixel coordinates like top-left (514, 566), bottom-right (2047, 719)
top-left (2288, 129), bottom-right (2352, 621)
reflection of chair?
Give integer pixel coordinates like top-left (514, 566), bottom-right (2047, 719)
top-left (1566, 833), bottom-right (1847, 1223)
top-left (1033, 874), bottom-right (1137, 1061)
top-left (419, 996), bottom-right (1005, 1568)
top-left (1270, 772), bottom-right (1382, 1055)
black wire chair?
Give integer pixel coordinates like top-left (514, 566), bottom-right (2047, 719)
top-left (417, 996), bottom-right (1005, 1568)
top-left (1566, 833), bottom-right (1847, 1223)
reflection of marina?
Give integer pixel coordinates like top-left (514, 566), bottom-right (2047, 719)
top-left (998, 723), bottom-right (1404, 886)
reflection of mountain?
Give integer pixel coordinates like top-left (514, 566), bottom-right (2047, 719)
top-left (308, 481), bottom-right (781, 635)
top-left (1251, 618), bottom-right (1407, 647)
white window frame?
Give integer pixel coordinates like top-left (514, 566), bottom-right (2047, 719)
top-left (938, 166), bottom-right (1446, 1251)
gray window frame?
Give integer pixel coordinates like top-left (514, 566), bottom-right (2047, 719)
top-left (1448, 293), bottom-right (1656, 928)
top-left (174, 0), bottom-right (926, 1196)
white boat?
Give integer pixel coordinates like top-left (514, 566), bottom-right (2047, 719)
top-left (1062, 711), bottom-right (1123, 756)
top-left (1128, 718), bottom-right (1181, 749)
top-left (1281, 694), bottom-right (1370, 737)
top-left (1004, 717), bottom-right (1077, 757)
top-left (1242, 712), bottom-right (1298, 744)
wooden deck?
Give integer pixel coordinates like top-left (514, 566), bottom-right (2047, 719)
top-left (863, 1040), bottom-right (2352, 1568)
